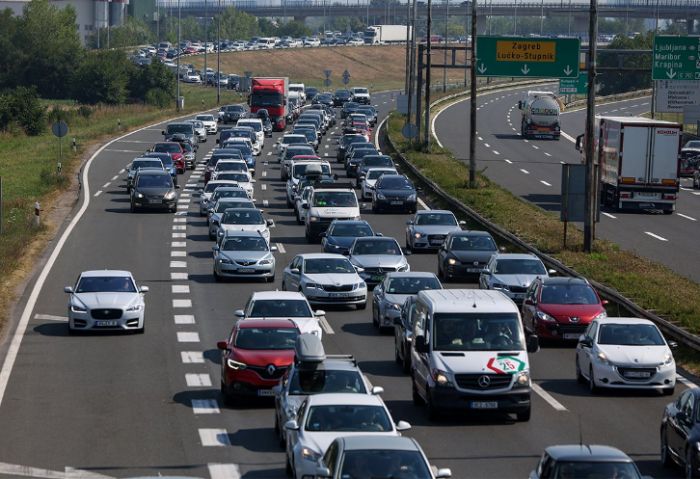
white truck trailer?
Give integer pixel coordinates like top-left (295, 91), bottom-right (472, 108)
top-left (363, 25), bottom-right (411, 45)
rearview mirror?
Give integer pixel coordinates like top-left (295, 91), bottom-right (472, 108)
top-left (216, 341), bottom-right (229, 350)
top-left (395, 420), bottom-right (411, 431)
top-left (371, 386), bottom-right (384, 395)
top-left (547, 269), bottom-right (557, 275)
top-left (270, 245), bottom-right (278, 252)
top-left (266, 219), bottom-right (274, 226)
top-left (64, 286), bottom-right (74, 293)
top-left (579, 336), bottom-right (592, 348)
top-left (234, 309), bottom-right (245, 318)
top-left (290, 268), bottom-right (300, 275)
top-left (315, 466), bottom-right (332, 478)
top-left (212, 245), bottom-right (220, 251)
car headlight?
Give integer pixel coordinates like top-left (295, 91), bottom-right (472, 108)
top-left (593, 311), bottom-right (607, 321)
top-left (377, 193), bottom-right (386, 200)
top-left (492, 282), bottom-right (509, 291)
top-left (597, 351), bottom-right (611, 365)
top-left (164, 191), bottom-right (177, 200)
top-left (218, 257), bottom-right (233, 264)
top-left (663, 352), bottom-right (674, 366)
top-left (432, 369), bottom-right (452, 387)
top-left (71, 303), bottom-right (87, 313)
top-left (126, 304), bottom-right (143, 312)
top-left (305, 283), bottom-right (319, 289)
top-left (136, 193), bottom-right (144, 199)
top-left (407, 194), bottom-right (417, 202)
top-left (398, 263), bottom-right (409, 272)
top-left (536, 310), bottom-right (556, 322)
top-left (301, 447), bottom-right (322, 462)
top-left (227, 359), bottom-right (247, 370)
top-left (259, 259), bottom-right (272, 265)
top-left (515, 371), bottom-right (530, 387)
top-left (414, 232), bottom-right (422, 239)
top-left (309, 216), bottom-right (319, 222)
top-left (447, 258), bottom-right (458, 265)
top-left (388, 303), bottom-right (401, 311)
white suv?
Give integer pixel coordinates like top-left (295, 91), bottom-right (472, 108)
top-left (303, 183), bottom-right (361, 242)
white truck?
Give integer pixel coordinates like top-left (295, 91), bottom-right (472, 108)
top-left (363, 25), bottom-right (412, 45)
top-left (576, 116), bottom-right (681, 214)
top-left (518, 91), bottom-right (561, 139)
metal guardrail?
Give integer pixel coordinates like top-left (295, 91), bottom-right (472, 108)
top-left (381, 82), bottom-right (700, 352)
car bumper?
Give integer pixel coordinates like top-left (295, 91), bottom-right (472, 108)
top-left (591, 362), bottom-right (676, 390)
top-left (443, 262), bottom-right (484, 280)
top-left (132, 198), bottom-right (177, 210)
top-left (68, 310), bottom-right (144, 331)
top-left (205, 126), bottom-right (217, 134)
top-left (493, 288), bottom-right (527, 304)
top-left (374, 199), bottom-right (417, 212)
top-left (535, 322), bottom-right (588, 341)
top-left (224, 376), bottom-right (279, 397)
top-left (379, 308), bottom-right (401, 327)
top-left (214, 262), bottom-right (275, 278)
top-left (304, 289), bottom-right (367, 305)
top-left (410, 238), bottom-right (445, 250)
top-left (430, 386), bottom-right (531, 414)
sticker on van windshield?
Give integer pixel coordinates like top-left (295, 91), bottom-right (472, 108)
top-left (487, 356), bottom-right (526, 374)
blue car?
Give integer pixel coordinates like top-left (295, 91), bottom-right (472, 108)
top-left (321, 219), bottom-right (378, 255)
top-left (143, 151), bottom-right (178, 185)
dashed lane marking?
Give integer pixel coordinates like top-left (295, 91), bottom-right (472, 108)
top-left (262, 171), bottom-right (267, 177)
top-left (677, 213), bottom-right (697, 221)
top-left (192, 399), bottom-right (220, 414)
top-left (484, 143), bottom-right (490, 148)
top-left (263, 199), bottom-right (269, 207)
top-left (93, 191), bottom-right (102, 197)
top-left (208, 464), bottom-right (241, 479)
top-left (33, 314), bottom-right (67, 322)
top-left (172, 241), bottom-right (187, 247)
top-left (181, 351), bottom-right (204, 363)
top-left (532, 145), bottom-right (539, 150)
top-left (171, 272), bottom-right (188, 280)
top-left (532, 383), bottom-right (568, 411)
top-left (173, 299), bottom-right (193, 308)
top-left (172, 285), bottom-right (190, 294)
top-left (177, 332), bottom-right (200, 342)
top-left (602, 212), bottom-right (617, 219)
top-left (418, 197), bottom-right (430, 210)
top-left (171, 251), bottom-right (187, 257)
top-left (199, 428), bottom-right (231, 446)
top-left (186, 374), bottom-right (212, 387)
top-left (540, 180), bottom-right (551, 187)
top-left (504, 159), bottom-right (513, 164)
top-left (276, 243), bottom-right (286, 254)
top-left (645, 231), bottom-right (668, 242)
top-left (111, 175), bottom-right (118, 181)
top-left (544, 152), bottom-right (551, 157)
top-left (172, 233), bottom-right (186, 239)
top-left (319, 316), bottom-right (335, 334)
top-left (174, 314), bottom-right (196, 324)
top-left (261, 184), bottom-right (267, 190)
top-left (170, 261), bottom-right (187, 268)
top-left (173, 225), bottom-right (186, 230)
top-left (520, 169), bottom-right (530, 174)
top-left (173, 218), bottom-right (187, 223)
top-left (493, 150), bottom-right (500, 155)
top-left (679, 376), bottom-right (699, 390)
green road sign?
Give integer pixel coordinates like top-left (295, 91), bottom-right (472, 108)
top-left (559, 72), bottom-right (588, 94)
top-left (652, 36), bottom-right (700, 81)
top-left (476, 36), bottom-right (580, 78)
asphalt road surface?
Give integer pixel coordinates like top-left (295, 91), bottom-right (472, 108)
top-left (0, 88), bottom-right (693, 479)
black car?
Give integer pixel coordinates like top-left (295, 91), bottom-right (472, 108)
top-left (345, 146), bottom-right (378, 176)
top-left (314, 93), bottom-right (334, 107)
top-left (437, 230), bottom-right (498, 282)
top-left (341, 101), bottom-right (361, 119)
top-left (372, 174), bottom-right (418, 214)
top-left (333, 89), bottom-right (352, 106)
top-left (305, 87), bottom-right (319, 102)
top-left (221, 104), bottom-right (247, 124)
top-left (321, 219), bottom-right (376, 255)
top-left (162, 123), bottom-right (198, 149)
top-left (661, 388), bottom-right (700, 476)
top-left (531, 445), bottom-right (642, 479)
top-left (337, 134), bottom-right (370, 163)
top-left (130, 170), bottom-right (179, 213)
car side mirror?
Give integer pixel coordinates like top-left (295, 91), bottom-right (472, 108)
top-left (319, 232), bottom-right (327, 238)
top-left (315, 466), bottom-right (332, 478)
top-left (547, 269), bottom-right (557, 275)
top-left (270, 245), bottom-right (278, 252)
top-left (523, 299), bottom-right (533, 306)
top-left (302, 204), bottom-right (309, 209)
top-left (175, 184), bottom-right (181, 189)
top-left (284, 419), bottom-right (299, 431)
top-left (414, 335), bottom-right (428, 353)
top-left (481, 269), bottom-right (491, 275)
top-left (234, 309), bottom-right (245, 318)
top-left (161, 130), bottom-right (166, 135)
top-left (271, 384), bottom-right (282, 395)
top-left (371, 386), bottom-right (384, 395)
top-left (579, 336), bottom-right (592, 348)
top-left (139, 286), bottom-right (149, 293)
top-left (64, 286), bottom-right (74, 293)
top-left (669, 341), bottom-right (679, 349)
top-left (406, 220), bottom-right (413, 225)
top-left (458, 220), bottom-right (467, 227)
top-left (436, 468), bottom-right (452, 478)
top-left (499, 246), bottom-right (507, 252)
top-left (212, 245), bottom-right (220, 251)
top-left (375, 233), bottom-right (383, 237)
top-left (266, 219), bottom-right (274, 226)
top-left (601, 299), bottom-right (609, 305)
top-left (314, 310), bottom-right (326, 317)
top-left (402, 248), bottom-right (412, 256)
top-left (395, 420), bottom-right (411, 431)
top-left (290, 268), bottom-right (300, 275)
top-left (526, 335), bottom-right (539, 353)
top-left (216, 341), bottom-right (229, 350)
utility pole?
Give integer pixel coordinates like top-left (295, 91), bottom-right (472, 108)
top-left (442, 0), bottom-right (449, 92)
top-left (217, 0), bottom-right (221, 105)
top-left (514, 0), bottom-right (518, 34)
top-left (408, 0), bottom-right (419, 143)
top-left (404, 0), bottom-right (412, 94)
top-left (469, 0), bottom-right (477, 187)
top-left (176, 0), bottom-right (181, 111)
top-left (540, 0), bottom-right (544, 35)
top-left (423, 0), bottom-right (432, 147)
top-left (583, 0), bottom-right (598, 252)
top-left (464, 0), bottom-right (468, 87)
top-left (204, 0), bottom-right (208, 86)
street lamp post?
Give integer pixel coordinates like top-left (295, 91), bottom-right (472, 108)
top-left (204, 0), bottom-right (208, 87)
top-left (217, 0), bottom-right (221, 105)
top-left (469, 0), bottom-right (477, 187)
top-left (442, 0), bottom-right (449, 92)
top-left (176, 0), bottom-right (181, 111)
top-left (513, 0), bottom-right (518, 34)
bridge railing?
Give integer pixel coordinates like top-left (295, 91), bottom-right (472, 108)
top-left (158, 0), bottom-right (700, 7)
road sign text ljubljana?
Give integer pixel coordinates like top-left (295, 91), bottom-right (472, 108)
top-left (652, 36), bottom-right (700, 81)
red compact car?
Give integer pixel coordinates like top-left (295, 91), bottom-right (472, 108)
top-left (521, 277), bottom-right (607, 342)
top-left (217, 319), bottom-right (300, 405)
top-left (153, 142), bottom-right (185, 173)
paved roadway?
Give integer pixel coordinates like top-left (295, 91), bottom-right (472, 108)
top-left (0, 88), bottom-right (693, 479)
top-left (434, 85), bottom-right (700, 284)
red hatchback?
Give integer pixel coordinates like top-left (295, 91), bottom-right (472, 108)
top-left (217, 319), bottom-right (300, 405)
top-left (521, 277), bottom-right (607, 342)
top-left (153, 142), bottom-right (185, 173)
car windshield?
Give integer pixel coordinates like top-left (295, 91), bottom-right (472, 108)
top-left (450, 235), bottom-right (496, 251)
top-left (76, 276), bottom-right (137, 293)
top-left (155, 143), bottom-right (180, 153)
top-left (304, 258), bottom-right (355, 274)
top-left (378, 177), bottom-right (413, 190)
top-left (598, 323), bottom-right (665, 346)
top-left (285, 136), bottom-right (307, 144)
top-left (340, 450), bottom-right (432, 478)
top-left (354, 88), bottom-right (369, 94)
top-left (305, 405), bottom-right (392, 432)
top-left (136, 174), bottom-right (172, 188)
top-left (216, 162), bottom-right (246, 172)
top-left (353, 240), bottom-right (401, 256)
top-left (312, 191), bottom-right (357, 207)
top-left (251, 92), bottom-right (283, 106)
top-left (234, 328), bottom-right (298, 350)
top-left (224, 144), bottom-right (252, 156)
top-left (293, 164), bottom-right (330, 178)
top-left (540, 284), bottom-right (599, 305)
top-left (335, 90), bottom-right (351, 98)
top-left (295, 130), bottom-right (315, 141)
top-left (151, 155), bottom-right (173, 167)
top-left (222, 236), bottom-right (268, 251)
top-left (286, 147), bottom-right (316, 159)
top-left (343, 136), bottom-right (367, 147)
top-left (367, 169), bottom-right (395, 180)
top-left (433, 313), bottom-right (525, 351)
top-left (363, 157), bottom-right (393, 168)
top-left (288, 369), bottom-right (366, 395)
top-left (218, 173), bottom-right (249, 183)
top-left (197, 115), bottom-right (214, 121)
top-left (329, 223), bottom-right (373, 237)
top-left (216, 200), bottom-right (252, 212)
top-left (685, 140), bottom-right (700, 149)
top-left (239, 122), bottom-right (262, 132)
top-left (222, 210), bottom-right (263, 224)
top-left (204, 182), bottom-right (231, 193)
top-left (132, 160), bottom-right (163, 170)
top-left (494, 259), bottom-right (546, 275)
top-left (214, 189), bottom-right (248, 200)
top-left (181, 143), bottom-right (194, 153)
top-left (167, 124), bottom-right (194, 134)
top-left (551, 461), bottom-right (640, 479)
top-left (415, 213), bottom-right (457, 226)
top-left (386, 276), bottom-right (441, 294)
top-left (249, 299), bottom-right (313, 318)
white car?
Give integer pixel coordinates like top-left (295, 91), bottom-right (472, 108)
top-left (294, 186), bottom-right (313, 225)
top-left (212, 159), bottom-right (251, 180)
top-left (361, 167), bottom-right (397, 200)
top-left (236, 118), bottom-right (265, 146)
top-left (235, 291), bottom-right (324, 338)
top-left (183, 71), bottom-right (201, 83)
top-left (199, 180), bottom-right (240, 215)
top-left (187, 119), bottom-right (207, 142)
top-left (284, 393), bottom-right (411, 478)
top-left (303, 37), bottom-right (321, 47)
top-left (216, 208), bottom-right (273, 242)
top-left (576, 317), bottom-right (676, 395)
top-left (224, 135), bottom-right (260, 157)
top-left (351, 86), bottom-right (371, 104)
top-left (65, 270), bottom-right (148, 333)
top-left (282, 253), bottom-right (367, 308)
top-left (274, 134), bottom-right (308, 156)
top-left (347, 38), bottom-right (365, 46)
top-left (195, 114), bottom-right (218, 135)
top-left (289, 83), bottom-right (306, 103)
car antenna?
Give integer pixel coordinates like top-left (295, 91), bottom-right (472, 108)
top-left (578, 413), bottom-right (585, 447)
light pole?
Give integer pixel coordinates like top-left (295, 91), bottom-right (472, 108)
top-left (176, 0), bottom-right (181, 111)
top-left (567, 0), bottom-right (572, 36)
top-left (423, 0), bottom-right (432, 147)
top-left (513, 0), bottom-right (518, 34)
top-left (404, 0), bottom-right (412, 94)
top-left (583, 0), bottom-right (598, 252)
top-left (204, 0), bottom-right (208, 87)
top-left (217, 0), bottom-right (221, 105)
top-left (539, 0), bottom-right (544, 35)
top-left (469, 0), bottom-right (477, 187)
top-left (442, 0), bottom-right (449, 92)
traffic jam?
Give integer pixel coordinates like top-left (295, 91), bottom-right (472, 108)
top-left (65, 76), bottom-right (696, 479)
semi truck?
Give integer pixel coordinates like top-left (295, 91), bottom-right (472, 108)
top-left (575, 116), bottom-right (681, 214)
top-left (363, 25), bottom-right (411, 45)
top-left (249, 77), bottom-right (288, 131)
top-left (518, 91), bottom-right (561, 139)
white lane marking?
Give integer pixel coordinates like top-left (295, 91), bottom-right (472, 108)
top-left (173, 299), bottom-right (193, 308)
top-left (532, 145), bottom-right (539, 150)
top-left (177, 331), bottom-right (200, 342)
top-left (179, 193), bottom-right (191, 198)
top-left (192, 399), bottom-right (220, 414)
top-left (484, 143), bottom-right (490, 148)
top-left (172, 241), bottom-right (187, 247)
top-left (174, 314), bottom-right (196, 324)
top-left (261, 184), bottom-right (267, 190)
top-left (540, 180), bottom-right (552, 187)
top-left (492, 150), bottom-right (500, 155)
top-left (186, 374), bottom-right (212, 387)
top-left (520, 169), bottom-right (530, 174)
top-left (172, 285), bottom-right (190, 294)
top-left (504, 159), bottom-right (513, 164)
top-left (602, 212), bottom-right (617, 219)
top-left (181, 351), bottom-right (204, 363)
top-left (678, 376), bottom-right (699, 389)
top-left (544, 152), bottom-right (552, 157)
top-left (199, 428), bottom-right (231, 446)
top-left (33, 314), bottom-right (67, 322)
top-left (418, 197), bottom-right (430, 210)
top-left (681, 187), bottom-right (692, 191)
top-left (111, 175), bottom-right (118, 181)
top-left (172, 232), bottom-right (186, 238)
top-left (93, 191), bottom-right (102, 197)
top-left (177, 199), bottom-right (190, 204)
top-left (102, 182), bottom-right (110, 188)
top-left (560, 161), bottom-right (566, 164)
top-left (0, 461), bottom-right (68, 478)
top-left (645, 231), bottom-right (668, 242)
top-left (171, 250), bottom-right (187, 257)
top-left (677, 213), bottom-right (697, 221)
top-left (262, 171), bottom-right (267, 177)
top-left (263, 199), bottom-right (269, 207)
top-left (171, 272), bottom-right (188, 280)
top-left (267, 151), bottom-right (272, 156)
top-left (375, 116), bottom-right (389, 150)
top-left (208, 464), bottom-right (241, 479)
top-left (185, 183), bottom-right (197, 187)
top-left (512, 127), bottom-right (516, 131)
top-left (477, 136), bottom-right (483, 141)
top-left (641, 102), bottom-right (649, 106)
top-left (319, 316), bottom-right (335, 334)
top-left (523, 139), bottom-right (529, 143)
top-left (276, 243), bottom-right (286, 254)
top-left (561, 131), bottom-right (576, 143)
top-left (532, 383), bottom-right (568, 411)
top-left (173, 225), bottom-right (186, 230)
top-left (119, 168), bottom-right (125, 173)
top-left (694, 192), bottom-right (700, 196)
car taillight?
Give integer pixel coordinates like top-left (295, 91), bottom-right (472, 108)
top-left (662, 193), bottom-right (676, 200)
top-left (619, 192), bottom-right (632, 198)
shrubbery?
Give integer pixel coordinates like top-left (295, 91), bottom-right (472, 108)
top-left (0, 87), bottom-right (46, 136)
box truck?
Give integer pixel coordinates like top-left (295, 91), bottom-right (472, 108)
top-left (249, 77), bottom-right (289, 131)
top-left (363, 25), bottom-right (411, 45)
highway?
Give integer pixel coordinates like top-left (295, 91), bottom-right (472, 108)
top-left (0, 88), bottom-right (693, 479)
top-left (434, 85), bottom-right (700, 284)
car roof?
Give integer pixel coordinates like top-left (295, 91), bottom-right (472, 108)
top-left (492, 253), bottom-right (540, 261)
top-left (596, 317), bottom-right (657, 326)
top-left (251, 291), bottom-right (308, 300)
top-left (384, 272), bottom-right (438, 279)
top-left (237, 318), bottom-right (298, 329)
top-left (544, 445), bottom-right (634, 462)
top-left (329, 219), bottom-right (371, 226)
top-left (297, 253), bottom-right (349, 260)
top-left (306, 393), bottom-right (384, 406)
top-left (284, 134), bottom-right (307, 139)
top-left (355, 236), bottom-right (396, 242)
top-left (415, 209), bottom-right (454, 216)
top-left (339, 435), bottom-right (419, 452)
top-left (136, 169), bottom-right (170, 177)
top-left (80, 270), bottom-right (133, 277)
top-left (417, 289), bottom-right (520, 314)
top-left (450, 230), bottom-right (492, 237)
top-left (540, 277), bottom-right (589, 286)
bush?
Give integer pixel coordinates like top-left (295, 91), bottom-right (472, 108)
top-left (77, 105), bottom-right (93, 119)
top-left (145, 88), bottom-right (172, 108)
top-left (73, 50), bottom-right (133, 105)
top-left (0, 87), bottom-right (46, 135)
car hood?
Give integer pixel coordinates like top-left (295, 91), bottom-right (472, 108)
top-left (377, 188), bottom-right (415, 198)
top-left (451, 250), bottom-right (496, 264)
top-left (413, 225), bottom-right (462, 235)
top-left (309, 207), bottom-right (359, 218)
top-left (220, 251), bottom-right (271, 262)
top-left (254, 317), bottom-right (322, 337)
top-left (433, 350), bottom-right (529, 376)
top-left (73, 292), bottom-right (140, 308)
top-left (326, 236), bottom-right (356, 249)
top-left (351, 255), bottom-right (405, 268)
top-left (135, 187), bottom-right (173, 196)
top-left (383, 293), bottom-right (411, 306)
top-left (539, 304), bottom-right (604, 322)
top-left (305, 273), bottom-right (358, 286)
top-left (232, 348), bottom-right (295, 368)
top-left (303, 431), bottom-right (399, 457)
top-left (492, 274), bottom-right (540, 288)
top-left (221, 224), bottom-right (266, 234)
top-left (598, 345), bottom-right (670, 367)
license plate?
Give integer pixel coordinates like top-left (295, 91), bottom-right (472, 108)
top-left (635, 192), bottom-right (660, 199)
top-left (236, 268), bottom-right (256, 273)
top-left (149, 199), bottom-right (161, 204)
top-left (257, 389), bottom-right (275, 396)
top-left (563, 333), bottom-right (580, 340)
top-left (330, 292), bottom-right (350, 298)
top-left (95, 320), bottom-right (118, 327)
top-left (390, 201), bottom-right (404, 205)
top-left (371, 275), bottom-right (383, 282)
top-left (430, 240), bottom-right (443, 245)
top-left (467, 268), bottom-right (482, 273)
top-left (471, 401), bottom-right (498, 409)
top-left (625, 371), bottom-right (651, 378)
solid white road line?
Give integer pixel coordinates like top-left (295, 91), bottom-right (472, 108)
top-left (602, 212), bottom-right (617, 219)
top-left (276, 243), bottom-right (286, 254)
top-left (186, 374), bottom-right (212, 387)
top-left (177, 332), bottom-right (200, 343)
top-left (33, 314), bottom-right (67, 322)
top-left (319, 316), bottom-right (335, 334)
top-left (208, 464), bottom-right (241, 479)
top-left (520, 169), bottom-right (530, 174)
top-left (0, 461), bottom-right (66, 478)
top-left (174, 314), bottom-right (196, 324)
top-left (173, 299), bottom-right (193, 308)
top-left (172, 285), bottom-right (190, 294)
top-left (181, 351), bottom-right (204, 363)
top-left (171, 272), bottom-right (188, 280)
top-left (645, 231), bottom-right (668, 242)
top-left (540, 180), bottom-right (552, 187)
top-left (532, 383), bottom-right (568, 411)
top-left (192, 399), bottom-right (220, 414)
top-left (678, 376), bottom-right (699, 390)
top-left (199, 429), bottom-right (230, 447)
top-left (417, 197), bottom-right (430, 210)
top-left (677, 213), bottom-right (697, 222)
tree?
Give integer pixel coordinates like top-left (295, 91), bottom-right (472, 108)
top-left (597, 32), bottom-right (653, 95)
top-left (278, 20), bottom-right (312, 38)
top-left (73, 50), bottom-right (133, 104)
top-left (217, 7), bottom-right (260, 40)
top-left (0, 87), bottom-right (46, 135)
top-left (90, 17), bottom-right (155, 49)
top-left (128, 60), bottom-right (176, 104)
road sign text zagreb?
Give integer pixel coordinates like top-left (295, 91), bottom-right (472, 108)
top-left (476, 36), bottom-right (580, 78)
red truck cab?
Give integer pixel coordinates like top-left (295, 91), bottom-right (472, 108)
top-left (249, 77), bottom-right (288, 132)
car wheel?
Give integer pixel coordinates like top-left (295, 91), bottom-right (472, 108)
top-left (516, 407), bottom-right (531, 422)
top-left (394, 339), bottom-right (401, 364)
top-left (285, 455), bottom-right (293, 477)
top-left (402, 347), bottom-right (411, 374)
top-left (425, 386), bottom-right (438, 420)
top-left (136, 323), bottom-right (145, 334)
top-left (372, 306), bottom-right (379, 327)
top-left (663, 386), bottom-right (676, 396)
top-left (411, 377), bottom-right (424, 406)
top-left (688, 448), bottom-right (698, 479)
top-left (575, 357), bottom-right (585, 384)
top-left (589, 366), bottom-right (599, 394)
top-left (356, 301), bottom-right (366, 310)
top-left (266, 275), bottom-right (275, 283)
top-left (274, 416), bottom-right (285, 447)
top-left (661, 429), bottom-right (674, 468)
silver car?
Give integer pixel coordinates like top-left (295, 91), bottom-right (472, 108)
top-left (201, 186), bottom-right (250, 217)
top-left (187, 119), bottom-right (207, 142)
top-left (65, 270), bottom-right (148, 333)
top-left (479, 253), bottom-right (551, 305)
top-left (348, 236), bottom-right (410, 288)
top-left (372, 272), bottom-right (442, 330)
top-left (405, 210), bottom-right (465, 251)
top-left (212, 230), bottom-right (276, 282)
top-left (207, 198), bottom-right (256, 237)
top-left (198, 180), bottom-right (241, 216)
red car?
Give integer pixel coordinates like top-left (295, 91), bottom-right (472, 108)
top-left (152, 142), bottom-right (185, 173)
top-left (217, 319), bottom-right (300, 405)
top-left (521, 277), bottom-right (607, 342)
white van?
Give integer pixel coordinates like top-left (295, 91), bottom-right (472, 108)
top-left (236, 118), bottom-right (264, 146)
top-left (410, 289), bottom-right (538, 422)
top-left (257, 37), bottom-right (277, 49)
top-left (289, 83), bottom-right (306, 103)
